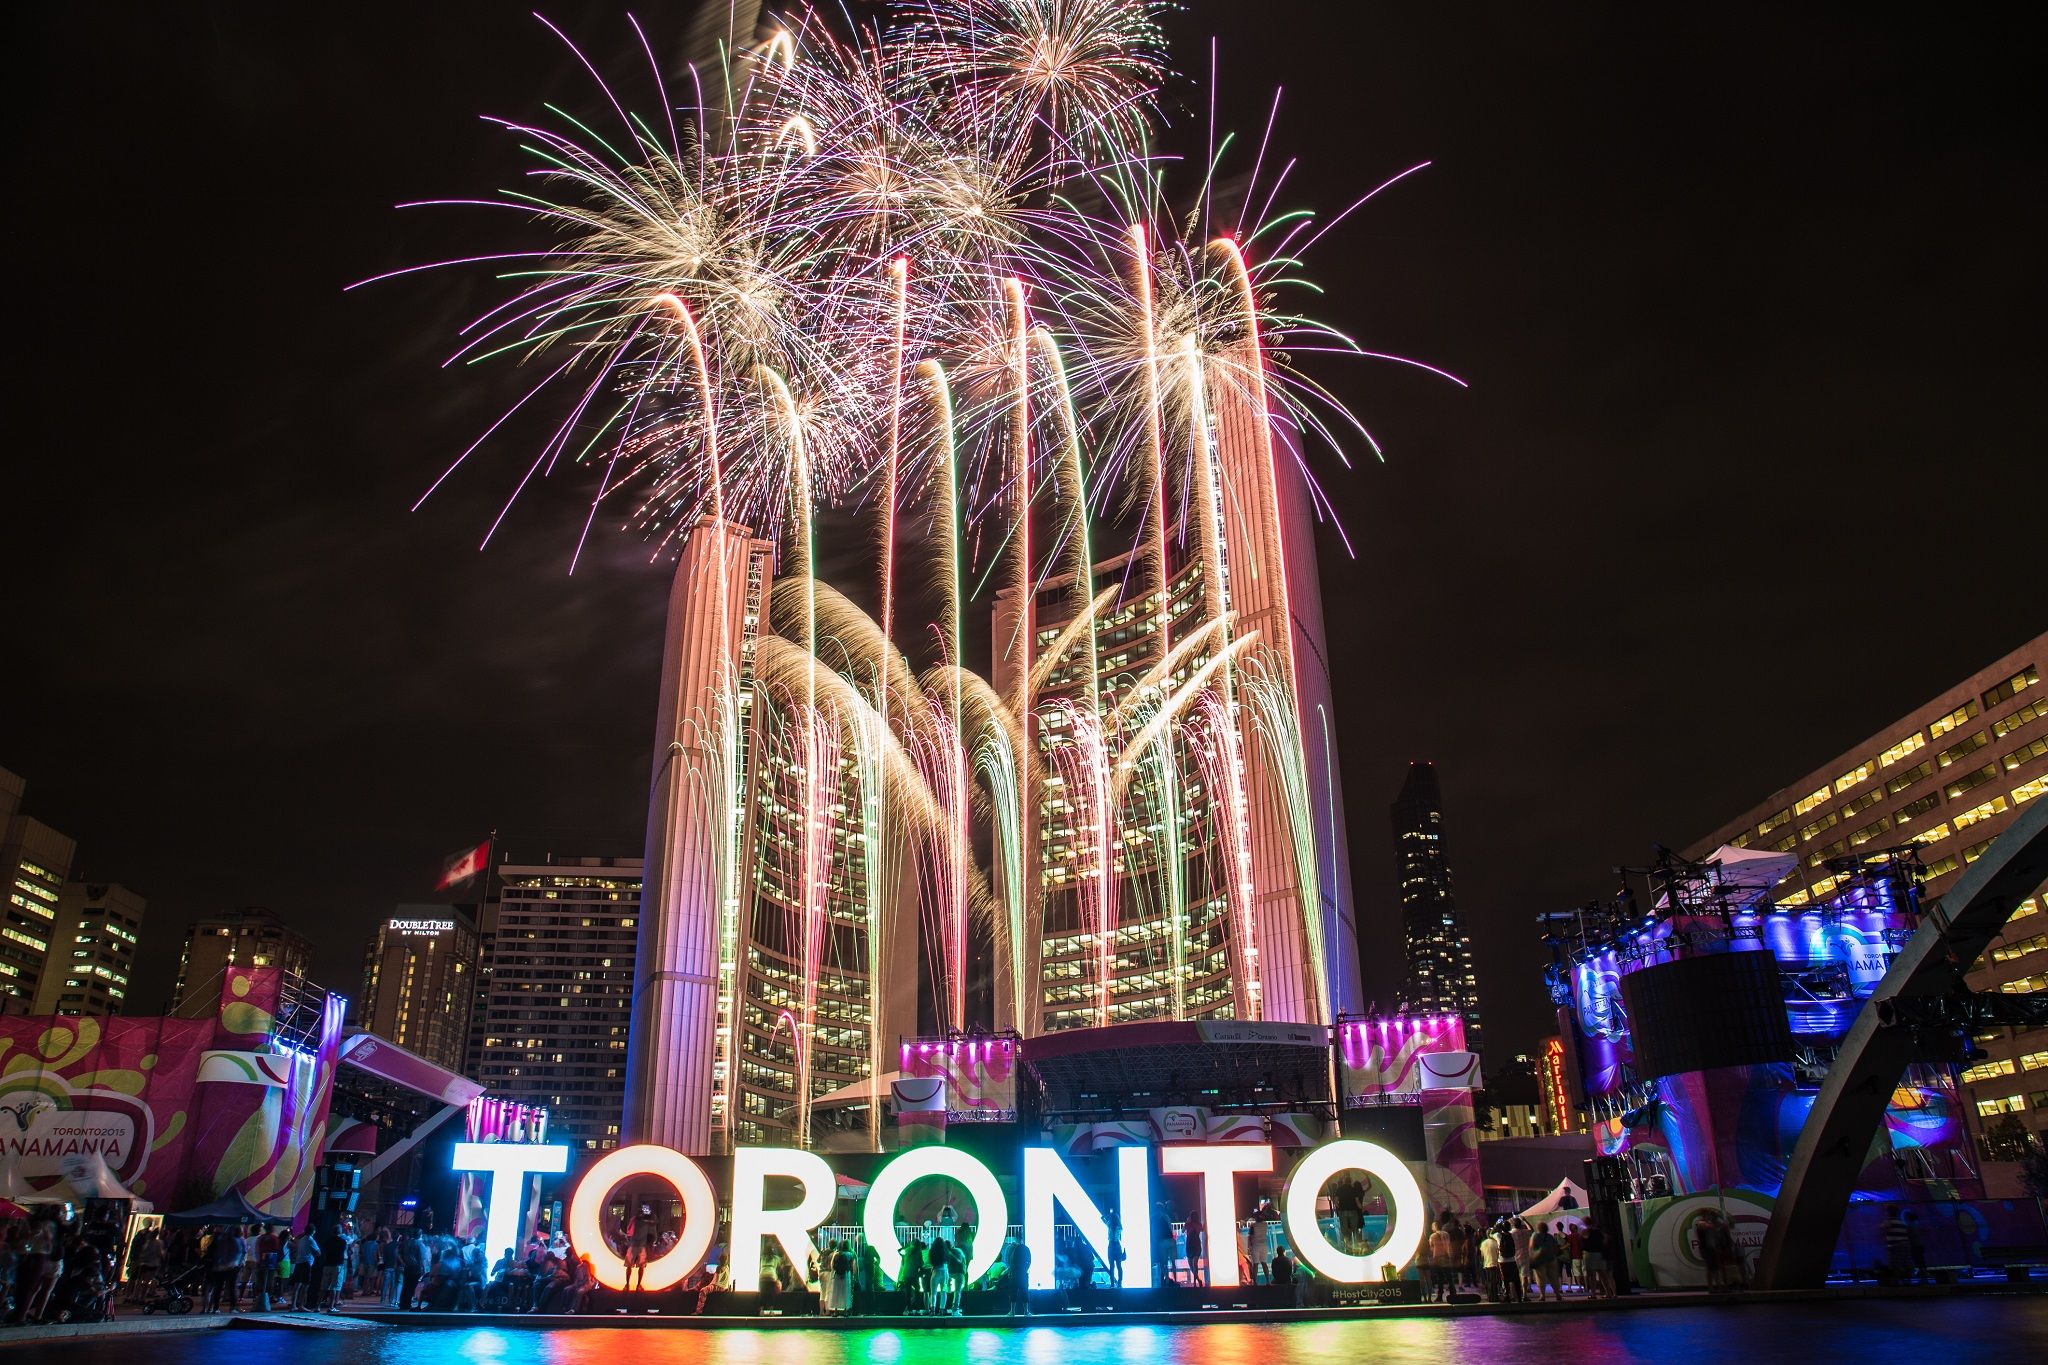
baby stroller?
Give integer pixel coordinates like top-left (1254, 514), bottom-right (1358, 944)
top-left (140, 1263), bottom-right (202, 1315)
top-left (46, 1259), bottom-right (116, 1324)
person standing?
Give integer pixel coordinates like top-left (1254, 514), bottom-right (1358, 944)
top-left (1107, 1212), bottom-right (1127, 1289)
top-left (203, 1223), bottom-right (242, 1314)
top-left (1427, 1221), bottom-right (1454, 1303)
top-left (372, 1230), bottom-right (397, 1307)
top-left (1877, 1206), bottom-right (1910, 1283)
top-left (1581, 1222), bottom-right (1614, 1300)
top-left (898, 1234), bottom-right (925, 1314)
top-left (1334, 1177), bottom-right (1363, 1249)
top-left (1529, 1222), bottom-right (1561, 1302)
top-left (1698, 1211), bottom-right (1733, 1292)
top-left (234, 1225), bottom-right (261, 1309)
top-left (1245, 1200), bottom-right (1275, 1285)
top-left (1495, 1220), bottom-right (1521, 1304)
top-left (1005, 1236), bottom-right (1032, 1316)
top-left (832, 1240), bottom-right (856, 1316)
top-left (340, 1218), bottom-right (362, 1303)
top-left (398, 1228), bottom-right (425, 1309)
top-left (318, 1224), bottom-right (348, 1311)
top-left (127, 1227), bottom-right (163, 1306)
top-left (253, 1225), bottom-right (280, 1311)
top-left (942, 1236), bottom-right (965, 1315)
top-left (291, 1226), bottom-right (322, 1310)
top-left (1479, 1225), bottom-right (1501, 1301)
top-left (925, 1236), bottom-right (948, 1314)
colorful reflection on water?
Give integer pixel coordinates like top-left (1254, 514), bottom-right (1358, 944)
top-left (47, 1300), bottom-right (2045, 1365)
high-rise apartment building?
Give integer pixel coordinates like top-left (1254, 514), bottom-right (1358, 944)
top-left (1688, 631), bottom-right (2048, 1162)
top-left (172, 908), bottom-right (313, 1013)
top-left (0, 767), bottom-right (77, 1006)
top-left (358, 905), bottom-right (481, 1071)
top-left (1390, 762), bottom-right (1483, 1056)
top-left (32, 882), bottom-right (145, 1015)
top-left (473, 855), bottom-right (641, 1153)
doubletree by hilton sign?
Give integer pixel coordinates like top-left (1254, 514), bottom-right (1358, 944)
top-left (453, 1137), bottom-right (1426, 1293)
top-left (388, 917), bottom-right (455, 937)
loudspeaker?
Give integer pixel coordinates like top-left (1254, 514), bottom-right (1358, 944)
top-left (1619, 949), bottom-right (1791, 1081)
top-left (316, 1162), bottom-right (362, 1213)
top-left (1337, 1103), bottom-right (1426, 1160)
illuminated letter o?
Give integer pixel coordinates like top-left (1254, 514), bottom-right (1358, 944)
top-left (566, 1143), bottom-right (717, 1291)
top-left (862, 1146), bottom-right (1008, 1287)
top-left (1282, 1139), bottom-right (1426, 1283)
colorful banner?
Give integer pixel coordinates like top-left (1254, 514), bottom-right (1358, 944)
top-left (341, 1032), bottom-right (484, 1107)
top-left (0, 1016), bottom-right (214, 1204)
top-left (181, 967), bottom-right (349, 1231)
top-left (1416, 1051), bottom-right (1482, 1091)
top-left (0, 970), bottom-right (349, 1230)
top-left (1626, 1189), bottom-right (1774, 1288)
top-left (324, 1117), bottom-right (380, 1157)
top-left (899, 1037), bottom-right (1018, 1125)
top-left (1335, 1015), bottom-right (1465, 1106)
top-left (1050, 1110), bottom-right (1330, 1156)
top-left (1420, 1089), bottom-right (1482, 1216)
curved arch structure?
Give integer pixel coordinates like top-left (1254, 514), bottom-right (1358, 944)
top-left (1753, 799), bottom-right (2048, 1288)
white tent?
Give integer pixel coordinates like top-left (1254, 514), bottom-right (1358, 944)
top-left (1706, 844), bottom-right (1799, 903)
top-left (1519, 1178), bottom-right (1590, 1225)
top-left (1654, 845), bottom-right (1798, 910)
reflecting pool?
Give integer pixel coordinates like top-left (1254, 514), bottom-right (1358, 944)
top-left (47, 1298), bottom-right (2048, 1365)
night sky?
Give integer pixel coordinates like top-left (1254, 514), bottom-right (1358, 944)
top-left (9, 4), bottom-right (2043, 1058)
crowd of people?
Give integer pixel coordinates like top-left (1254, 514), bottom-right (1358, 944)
top-left (1419, 1214), bottom-right (1618, 1303)
top-left (5, 1195), bottom-right (1759, 1324)
top-left (2, 1213), bottom-right (118, 1324)
top-left (118, 1219), bottom-right (603, 1316)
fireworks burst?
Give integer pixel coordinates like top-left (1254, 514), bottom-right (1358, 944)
top-left (367, 0), bottom-right (1455, 574)
top-left (375, 1), bottom-right (1461, 1055)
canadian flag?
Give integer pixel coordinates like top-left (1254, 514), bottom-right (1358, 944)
top-left (436, 840), bottom-right (491, 890)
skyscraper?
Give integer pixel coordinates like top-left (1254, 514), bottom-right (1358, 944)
top-left (173, 908), bottom-right (313, 1012)
top-left (1687, 632), bottom-right (2048, 1163)
top-left (989, 338), bottom-right (1363, 1035)
top-left (624, 518), bottom-right (918, 1155)
top-left (1390, 762), bottom-right (1482, 1055)
top-left (31, 882), bottom-right (145, 1016)
top-left (473, 855), bottom-right (641, 1153)
top-left (0, 766), bottom-right (77, 1007)
top-left (357, 905), bottom-right (481, 1071)
top-left (620, 332), bottom-right (1363, 1152)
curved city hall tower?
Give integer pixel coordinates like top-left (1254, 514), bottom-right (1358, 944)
top-left (994, 339), bottom-right (1363, 1032)
top-left (1212, 342), bottom-right (1362, 1022)
top-left (625, 517), bottom-right (921, 1155)
top-left (623, 518), bottom-right (772, 1155)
